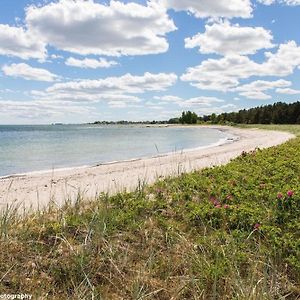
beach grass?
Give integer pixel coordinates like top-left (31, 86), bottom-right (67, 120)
top-left (0, 125), bottom-right (299, 299)
top-left (236, 124), bottom-right (300, 137)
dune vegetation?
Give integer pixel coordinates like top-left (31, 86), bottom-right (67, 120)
top-left (0, 125), bottom-right (299, 299)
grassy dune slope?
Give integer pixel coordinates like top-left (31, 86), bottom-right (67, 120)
top-left (0, 125), bottom-right (299, 299)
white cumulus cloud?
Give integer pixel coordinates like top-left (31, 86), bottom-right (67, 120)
top-left (46, 72), bottom-right (177, 96)
top-left (185, 22), bottom-right (274, 55)
top-left (0, 24), bottom-right (46, 60)
top-left (30, 72), bottom-right (177, 109)
top-left (233, 79), bottom-right (291, 99)
top-left (276, 88), bottom-right (300, 94)
top-left (164, 0), bottom-right (252, 18)
top-left (258, 0), bottom-right (300, 5)
top-left (180, 96), bottom-right (225, 107)
top-left (181, 55), bottom-right (257, 91)
top-left (257, 0), bottom-right (276, 4)
top-left (181, 41), bottom-right (300, 91)
top-left (2, 63), bottom-right (59, 82)
top-left (153, 95), bottom-right (224, 107)
top-left (65, 57), bottom-right (118, 69)
top-left (25, 0), bottom-right (176, 57)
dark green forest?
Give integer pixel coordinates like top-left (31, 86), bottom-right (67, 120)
top-left (172, 101), bottom-right (300, 124)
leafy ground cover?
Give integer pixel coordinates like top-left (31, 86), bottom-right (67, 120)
top-left (0, 125), bottom-right (299, 299)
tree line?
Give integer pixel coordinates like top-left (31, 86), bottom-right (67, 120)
top-left (170, 101), bottom-right (300, 125)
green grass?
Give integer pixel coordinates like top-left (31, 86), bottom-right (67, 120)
top-left (236, 124), bottom-right (300, 137)
top-left (0, 125), bottom-right (299, 299)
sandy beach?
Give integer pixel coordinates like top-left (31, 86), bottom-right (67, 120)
top-left (0, 126), bottom-right (294, 212)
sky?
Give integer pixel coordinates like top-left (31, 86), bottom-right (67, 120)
top-left (0, 0), bottom-right (300, 124)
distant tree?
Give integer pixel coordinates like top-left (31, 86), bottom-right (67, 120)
top-left (168, 118), bottom-right (180, 124)
top-left (210, 113), bottom-right (217, 124)
top-left (201, 101), bottom-right (300, 125)
top-left (179, 111), bottom-right (198, 124)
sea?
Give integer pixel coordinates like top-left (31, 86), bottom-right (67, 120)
top-left (0, 125), bottom-right (235, 177)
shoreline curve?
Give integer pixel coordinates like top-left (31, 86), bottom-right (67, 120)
top-left (0, 126), bottom-right (294, 211)
top-left (0, 128), bottom-right (236, 180)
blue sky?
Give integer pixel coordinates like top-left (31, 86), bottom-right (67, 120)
top-left (0, 0), bottom-right (300, 124)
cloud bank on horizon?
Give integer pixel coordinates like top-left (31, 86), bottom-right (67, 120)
top-left (0, 0), bottom-right (299, 123)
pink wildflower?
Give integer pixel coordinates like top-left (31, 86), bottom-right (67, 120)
top-left (277, 192), bottom-right (283, 199)
top-left (287, 190), bottom-right (294, 197)
top-left (213, 200), bottom-right (220, 206)
top-left (215, 204), bottom-right (222, 209)
top-left (254, 223), bottom-right (261, 230)
top-left (210, 196), bottom-right (220, 206)
top-left (223, 204), bottom-right (230, 209)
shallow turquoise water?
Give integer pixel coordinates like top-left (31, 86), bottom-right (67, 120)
top-left (0, 125), bottom-right (232, 176)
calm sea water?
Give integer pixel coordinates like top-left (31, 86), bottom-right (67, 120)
top-left (0, 125), bottom-right (233, 176)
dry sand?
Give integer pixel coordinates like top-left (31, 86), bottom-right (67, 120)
top-left (0, 126), bottom-right (294, 212)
